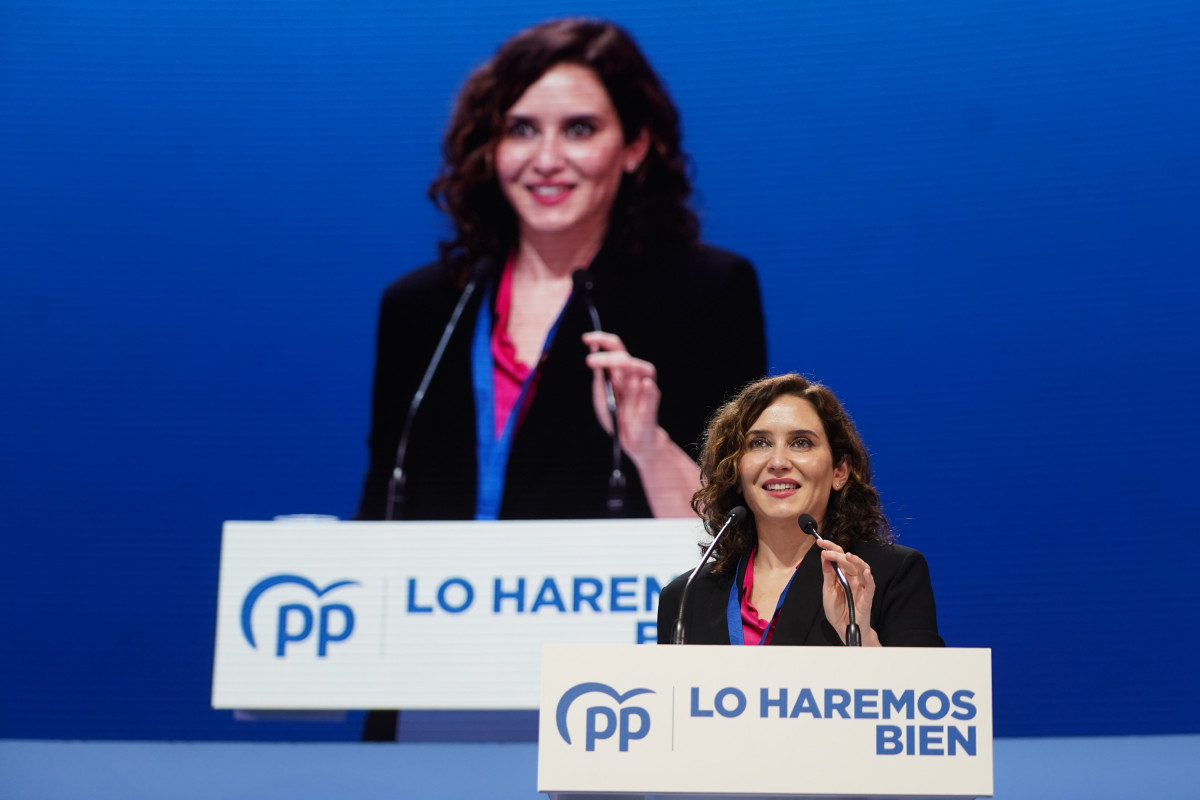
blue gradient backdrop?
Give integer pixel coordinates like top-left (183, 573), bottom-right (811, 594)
top-left (2, 0), bottom-right (1197, 740)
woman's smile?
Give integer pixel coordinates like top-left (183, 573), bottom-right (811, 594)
top-left (526, 181), bottom-right (574, 205)
top-left (762, 479), bottom-right (801, 497)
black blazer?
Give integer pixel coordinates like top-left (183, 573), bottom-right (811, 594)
top-left (658, 541), bottom-right (944, 647)
top-left (354, 242), bottom-right (767, 521)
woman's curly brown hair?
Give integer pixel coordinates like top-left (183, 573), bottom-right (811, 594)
top-left (429, 18), bottom-right (698, 283)
top-left (692, 374), bottom-right (891, 574)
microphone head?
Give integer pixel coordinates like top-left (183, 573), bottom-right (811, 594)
top-left (571, 268), bottom-right (594, 292)
top-left (728, 506), bottom-right (748, 525)
top-left (797, 514), bottom-right (819, 536)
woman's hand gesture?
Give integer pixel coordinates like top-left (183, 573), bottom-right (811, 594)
top-left (582, 331), bottom-right (661, 459)
top-left (816, 539), bottom-right (882, 647)
top-left (581, 330), bottom-right (699, 518)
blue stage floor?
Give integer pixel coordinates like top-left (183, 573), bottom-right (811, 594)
top-left (1, 735), bottom-right (1195, 799)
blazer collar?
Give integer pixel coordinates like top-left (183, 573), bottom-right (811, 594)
top-left (768, 544), bottom-right (826, 645)
top-left (692, 549), bottom-right (826, 647)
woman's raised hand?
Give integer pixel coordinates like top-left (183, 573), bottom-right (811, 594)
top-left (581, 330), bottom-right (699, 518)
top-left (816, 538), bottom-right (882, 647)
top-left (582, 331), bottom-right (662, 459)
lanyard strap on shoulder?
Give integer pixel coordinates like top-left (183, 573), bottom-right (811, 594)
top-left (470, 281), bottom-right (568, 519)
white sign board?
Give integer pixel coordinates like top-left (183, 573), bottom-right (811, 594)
top-left (539, 644), bottom-right (993, 799)
top-left (211, 519), bottom-right (703, 710)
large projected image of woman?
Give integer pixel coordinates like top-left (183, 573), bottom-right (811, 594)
top-left (354, 18), bottom-right (767, 524)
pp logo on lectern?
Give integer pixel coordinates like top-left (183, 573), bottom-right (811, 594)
top-left (555, 682), bottom-right (655, 752)
top-left (240, 574), bottom-right (359, 657)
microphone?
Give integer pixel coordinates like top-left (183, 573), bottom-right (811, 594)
top-left (572, 268), bottom-right (625, 517)
top-left (671, 506), bottom-right (747, 644)
top-left (798, 514), bottom-right (862, 646)
top-left (385, 257), bottom-right (494, 520)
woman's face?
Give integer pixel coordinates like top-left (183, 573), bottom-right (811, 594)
top-left (495, 63), bottom-right (649, 250)
top-left (737, 395), bottom-right (849, 533)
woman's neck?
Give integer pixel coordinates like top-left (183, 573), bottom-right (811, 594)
top-left (504, 231), bottom-right (604, 366)
top-left (754, 519), bottom-right (816, 571)
top-left (513, 227), bottom-right (606, 280)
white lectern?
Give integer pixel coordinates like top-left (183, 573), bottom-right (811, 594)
top-left (538, 644), bottom-right (992, 799)
top-left (211, 518), bottom-right (701, 710)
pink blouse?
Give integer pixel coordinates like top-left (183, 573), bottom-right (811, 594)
top-left (739, 549), bottom-right (802, 646)
top-left (489, 256), bottom-right (537, 438)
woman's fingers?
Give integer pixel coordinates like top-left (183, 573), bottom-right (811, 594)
top-left (583, 332), bottom-right (623, 436)
top-left (846, 553), bottom-right (873, 585)
top-left (594, 357), bottom-right (661, 454)
top-left (821, 548), bottom-right (875, 636)
top-left (816, 541), bottom-right (879, 645)
top-left (582, 332), bottom-right (662, 454)
top-left (585, 350), bottom-right (658, 382)
top-left (581, 331), bottom-right (659, 392)
top-left (821, 548), bottom-right (871, 587)
top-left (582, 330), bottom-right (628, 354)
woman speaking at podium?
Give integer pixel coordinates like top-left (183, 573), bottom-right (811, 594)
top-left (658, 374), bottom-right (943, 647)
top-left (353, 18), bottom-right (766, 525)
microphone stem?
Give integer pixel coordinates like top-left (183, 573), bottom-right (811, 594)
top-left (387, 268), bottom-right (484, 520)
top-left (832, 567), bottom-right (861, 646)
top-left (673, 510), bottom-right (743, 644)
top-left (576, 270), bottom-right (625, 517)
top-left (803, 521), bottom-right (862, 647)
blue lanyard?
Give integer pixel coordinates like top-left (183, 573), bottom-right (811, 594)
top-left (726, 555), bottom-right (799, 646)
top-left (470, 281), bottom-right (567, 520)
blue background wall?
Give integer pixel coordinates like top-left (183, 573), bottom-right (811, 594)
top-left (2, 0), bottom-right (1197, 741)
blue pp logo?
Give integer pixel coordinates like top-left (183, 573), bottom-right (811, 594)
top-left (240, 574), bottom-right (359, 657)
top-left (555, 682), bottom-right (654, 752)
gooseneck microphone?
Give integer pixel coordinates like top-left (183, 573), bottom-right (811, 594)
top-left (572, 268), bottom-right (626, 517)
top-left (672, 506), bottom-right (747, 644)
top-left (798, 513), bottom-right (862, 646)
top-left (385, 257), bottom-right (494, 520)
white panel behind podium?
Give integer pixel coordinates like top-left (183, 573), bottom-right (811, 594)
top-left (211, 519), bottom-right (701, 710)
top-left (538, 644), bottom-right (993, 799)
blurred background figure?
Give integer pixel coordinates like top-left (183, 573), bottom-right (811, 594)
top-left (356, 16), bottom-right (767, 742)
top-left (354, 18), bottom-right (766, 524)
